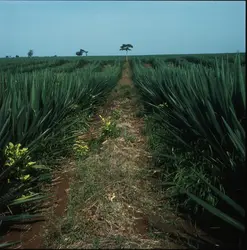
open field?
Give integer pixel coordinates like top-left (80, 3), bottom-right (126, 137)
top-left (0, 53), bottom-right (245, 249)
top-left (1, 52), bottom-right (245, 64)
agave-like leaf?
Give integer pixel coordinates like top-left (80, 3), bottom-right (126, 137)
top-left (0, 241), bottom-right (20, 248)
top-left (191, 170), bottom-right (245, 217)
top-left (132, 54), bottom-right (245, 238)
top-left (0, 213), bottom-right (43, 222)
top-left (186, 191), bottom-right (245, 232)
top-left (9, 194), bottom-right (49, 206)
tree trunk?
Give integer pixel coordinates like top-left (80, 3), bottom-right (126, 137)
top-left (126, 51), bottom-right (128, 62)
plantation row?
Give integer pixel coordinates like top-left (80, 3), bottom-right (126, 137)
top-left (0, 58), bottom-right (118, 74)
top-left (141, 53), bottom-right (245, 69)
top-left (131, 55), bottom-right (245, 247)
top-left (0, 59), bottom-right (122, 247)
top-left (1, 53), bottom-right (244, 73)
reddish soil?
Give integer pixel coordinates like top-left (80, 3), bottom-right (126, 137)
top-left (118, 65), bottom-right (133, 86)
top-left (143, 63), bottom-right (153, 68)
top-left (133, 211), bottom-right (149, 236)
top-left (1, 168), bottom-right (71, 249)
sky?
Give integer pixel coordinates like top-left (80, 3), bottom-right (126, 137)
top-left (0, 1), bottom-right (245, 57)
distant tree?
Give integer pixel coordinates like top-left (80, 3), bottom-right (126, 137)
top-left (28, 49), bottom-right (33, 58)
top-left (16, 55), bottom-right (19, 58)
top-left (54, 55), bottom-right (57, 57)
top-left (76, 49), bottom-right (88, 56)
top-left (76, 49), bottom-right (85, 56)
top-left (6, 56), bottom-right (9, 58)
top-left (120, 44), bottom-right (133, 62)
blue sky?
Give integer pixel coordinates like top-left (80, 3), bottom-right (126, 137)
top-left (0, 1), bottom-right (245, 57)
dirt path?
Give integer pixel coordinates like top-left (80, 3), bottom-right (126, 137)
top-left (42, 62), bottom-right (191, 249)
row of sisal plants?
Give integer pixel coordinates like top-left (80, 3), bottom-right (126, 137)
top-left (131, 55), bottom-right (245, 248)
top-left (0, 60), bottom-right (122, 247)
top-left (0, 58), bottom-right (91, 74)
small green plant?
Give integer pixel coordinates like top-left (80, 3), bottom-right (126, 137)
top-left (4, 142), bottom-right (37, 183)
top-left (73, 140), bottom-right (89, 157)
top-left (99, 115), bottom-right (120, 138)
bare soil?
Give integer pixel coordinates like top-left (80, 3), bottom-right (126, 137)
top-left (143, 63), bottom-right (153, 68)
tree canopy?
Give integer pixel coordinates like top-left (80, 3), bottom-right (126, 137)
top-left (119, 44), bottom-right (133, 61)
top-left (120, 44), bottom-right (133, 52)
top-left (28, 49), bottom-right (33, 57)
top-left (76, 49), bottom-right (88, 56)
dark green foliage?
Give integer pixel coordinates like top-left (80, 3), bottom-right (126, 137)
top-left (131, 54), bottom-right (245, 248)
top-left (0, 59), bottom-right (122, 244)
